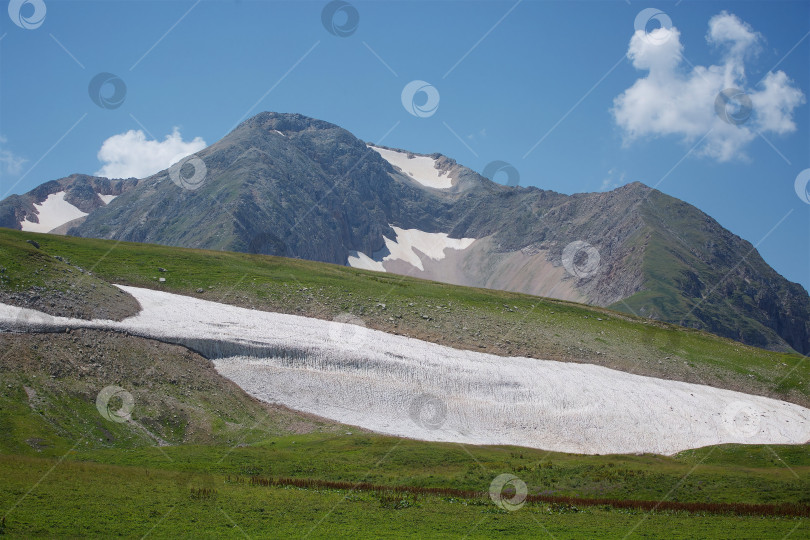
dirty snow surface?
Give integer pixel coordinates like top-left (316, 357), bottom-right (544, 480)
top-left (348, 225), bottom-right (475, 272)
top-left (369, 145), bottom-right (453, 189)
top-left (2, 286), bottom-right (809, 455)
top-left (20, 191), bottom-right (89, 233)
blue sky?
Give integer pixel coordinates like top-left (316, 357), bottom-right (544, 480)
top-left (1, 0), bottom-right (808, 289)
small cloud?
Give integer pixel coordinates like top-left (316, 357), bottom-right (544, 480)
top-left (465, 128), bottom-right (487, 141)
top-left (612, 11), bottom-right (805, 162)
top-left (599, 178), bottom-right (619, 192)
top-left (599, 169), bottom-right (625, 192)
top-left (95, 128), bottom-right (206, 179)
top-left (0, 136), bottom-right (27, 176)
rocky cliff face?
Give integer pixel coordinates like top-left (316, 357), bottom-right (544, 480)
top-left (5, 112), bottom-right (807, 354)
top-left (0, 174), bottom-right (136, 232)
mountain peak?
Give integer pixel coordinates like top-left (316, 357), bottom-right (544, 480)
top-left (609, 181), bottom-right (652, 196)
top-left (234, 111), bottom-right (342, 136)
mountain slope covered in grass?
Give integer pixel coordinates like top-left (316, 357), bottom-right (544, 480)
top-left (615, 189), bottom-right (809, 353)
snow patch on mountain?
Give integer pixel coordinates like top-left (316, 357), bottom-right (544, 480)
top-left (98, 194), bottom-right (117, 205)
top-left (347, 250), bottom-right (386, 272)
top-left (369, 145), bottom-right (453, 189)
top-left (2, 286), bottom-right (809, 455)
top-left (383, 227), bottom-right (475, 271)
top-left (348, 226), bottom-right (475, 272)
top-left (20, 191), bottom-right (88, 233)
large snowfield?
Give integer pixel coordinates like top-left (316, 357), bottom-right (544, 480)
top-left (2, 286), bottom-right (809, 455)
top-left (20, 192), bottom-right (88, 233)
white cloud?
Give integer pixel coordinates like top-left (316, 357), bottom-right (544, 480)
top-left (0, 136), bottom-right (26, 176)
top-left (612, 12), bottom-right (805, 162)
top-left (599, 169), bottom-right (626, 192)
top-left (466, 128), bottom-right (487, 141)
top-left (706, 11), bottom-right (761, 67)
top-left (95, 128), bottom-right (206, 179)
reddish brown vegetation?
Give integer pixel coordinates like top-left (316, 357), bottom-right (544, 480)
top-left (236, 475), bottom-right (810, 518)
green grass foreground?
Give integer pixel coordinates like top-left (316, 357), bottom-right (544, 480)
top-left (0, 451), bottom-right (807, 539)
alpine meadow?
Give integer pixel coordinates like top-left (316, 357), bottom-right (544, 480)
top-left (1, 1), bottom-right (809, 539)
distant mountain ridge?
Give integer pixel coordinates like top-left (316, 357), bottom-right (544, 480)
top-left (0, 174), bottom-right (136, 234)
top-left (2, 112), bottom-right (807, 354)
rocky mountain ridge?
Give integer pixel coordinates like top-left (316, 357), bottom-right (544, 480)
top-left (2, 112), bottom-right (807, 354)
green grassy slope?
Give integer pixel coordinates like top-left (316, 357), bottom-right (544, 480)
top-left (615, 228), bottom-right (789, 353)
top-left (3, 454), bottom-right (807, 538)
top-left (612, 191), bottom-right (809, 354)
top-left (0, 227), bottom-right (808, 537)
top-left (0, 233), bottom-right (139, 320)
top-left (0, 454), bottom-right (807, 539)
